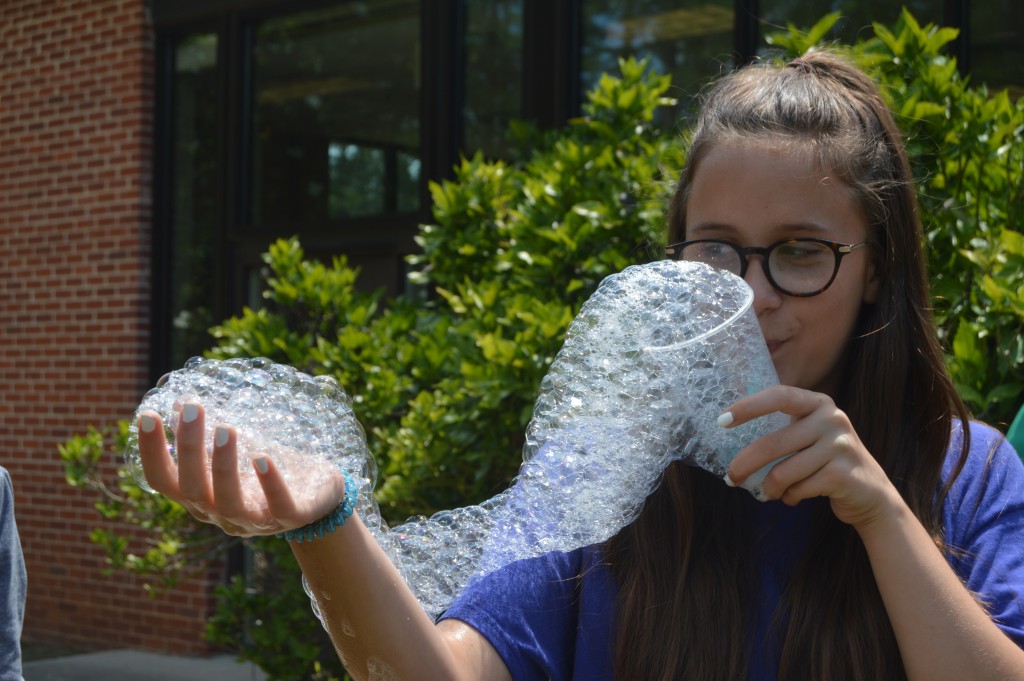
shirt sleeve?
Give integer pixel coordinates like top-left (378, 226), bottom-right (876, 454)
top-left (439, 550), bottom-right (585, 681)
top-left (942, 421), bottom-right (1024, 647)
top-left (0, 467), bottom-right (26, 681)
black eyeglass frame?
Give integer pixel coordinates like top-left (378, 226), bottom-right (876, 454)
top-left (664, 238), bottom-right (869, 297)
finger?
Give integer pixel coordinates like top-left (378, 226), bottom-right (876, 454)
top-left (775, 453), bottom-right (842, 507)
top-left (727, 414), bottom-right (823, 486)
top-left (175, 402), bottom-right (213, 505)
top-left (252, 456), bottom-right (303, 523)
top-left (253, 457), bottom-right (349, 530)
top-left (210, 425), bottom-right (247, 519)
top-left (720, 384), bottom-right (831, 427)
top-left (137, 411), bottom-right (181, 496)
top-left (758, 439), bottom-right (835, 501)
top-left (779, 430), bottom-right (877, 503)
top-left (720, 388), bottom-right (839, 485)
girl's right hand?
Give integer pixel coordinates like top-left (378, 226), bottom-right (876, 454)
top-left (136, 402), bottom-right (347, 537)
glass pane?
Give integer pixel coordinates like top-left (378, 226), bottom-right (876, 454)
top-left (464, 0), bottom-right (524, 158)
top-left (396, 150), bottom-right (421, 212)
top-left (582, 0), bottom-right (735, 128)
top-left (758, 0), bottom-right (942, 48)
top-left (169, 32), bottom-right (219, 368)
top-left (970, 0), bottom-right (1024, 98)
top-left (328, 142), bottom-right (386, 217)
top-left (251, 1), bottom-right (421, 226)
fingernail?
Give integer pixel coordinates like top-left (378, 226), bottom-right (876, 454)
top-left (724, 472), bottom-right (737, 487)
top-left (139, 414), bottom-right (156, 433)
top-left (254, 457), bottom-right (268, 475)
top-left (215, 427), bottom-right (229, 448)
top-left (182, 403), bottom-right (199, 423)
top-left (717, 411), bottom-right (734, 427)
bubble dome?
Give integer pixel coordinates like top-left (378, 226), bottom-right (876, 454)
top-left (126, 260), bottom-right (787, 619)
top-left (125, 357), bottom-right (379, 518)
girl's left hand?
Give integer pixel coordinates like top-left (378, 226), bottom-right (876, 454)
top-left (722, 385), bottom-right (902, 528)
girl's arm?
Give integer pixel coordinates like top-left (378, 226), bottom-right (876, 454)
top-left (724, 386), bottom-right (1024, 681)
top-left (854, 489), bottom-right (1024, 681)
top-left (137, 404), bottom-right (511, 681)
top-left (289, 512), bottom-right (511, 681)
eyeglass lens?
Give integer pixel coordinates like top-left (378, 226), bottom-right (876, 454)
top-left (677, 240), bottom-right (838, 296)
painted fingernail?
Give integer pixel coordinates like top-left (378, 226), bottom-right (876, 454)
top-left (182, 403), bottom-right (199, 423)
top-left (139, 414), bottom-right (156, 433)
top-left (254, 457), bottom-right (268, 475)
top-left (724, 472), bottom-right (737, 487)
top-left (215, 427), bottom-right (229, 448)
top-left (717, 411), bottom-right (734, 427)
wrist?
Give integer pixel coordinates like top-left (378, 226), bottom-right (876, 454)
top-left (851, 486), bottom-right (914, 545)
top-left (277, 471), bottom-right (359, 543)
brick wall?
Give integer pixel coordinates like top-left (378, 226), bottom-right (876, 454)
top-left (0, 0), bottom-right (218, 655)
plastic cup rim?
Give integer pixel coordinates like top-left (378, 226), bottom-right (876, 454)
top-left (640, 266), bottom-right (755, 352)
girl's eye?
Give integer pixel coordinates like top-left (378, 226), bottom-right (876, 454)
top-left (703, 243), bottom-right (728, 256)
top-left (775, 242), bottom-right (826, 261)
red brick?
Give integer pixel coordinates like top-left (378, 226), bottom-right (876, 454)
top-left (2, 0), bottom-right (214, 655)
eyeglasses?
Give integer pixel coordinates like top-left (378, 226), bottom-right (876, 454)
top-left (664, 238), bottom-right (868, 297)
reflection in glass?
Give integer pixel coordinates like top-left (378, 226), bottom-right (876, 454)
top-left (170, 32), bottom-right (218, 368)
top-left (970, 0), bottom-right (1023, 98)
top-left (582, 0), bottom-right (735, 129)
top-left (464, 1), bottom-right (524, 158)
top-left (396, 151), bottom-right (421, 213)
top-left (758, 0), bottom-right (941, 50)
top-left (251, 1), bottom-right (421, 226)
top-left (328, 143), bottom-right (385, 217)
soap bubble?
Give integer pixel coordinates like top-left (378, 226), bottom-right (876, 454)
top-left (126, 260), bottom-right (786, 620)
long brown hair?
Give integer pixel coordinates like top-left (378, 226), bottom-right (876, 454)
top-left (605, 51), bottom-right (971, 680)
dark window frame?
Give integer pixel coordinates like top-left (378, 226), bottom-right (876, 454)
top-left (151, 0), bottom-right (985, 380)
top-left (151, 0), bottom-right (458, 380)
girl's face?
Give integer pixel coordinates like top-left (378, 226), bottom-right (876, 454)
top-left (684, 140), bottom-right (879, 396)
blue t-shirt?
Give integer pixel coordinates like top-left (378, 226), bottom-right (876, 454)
top-left (440, 421), bottom-right (1024, 680)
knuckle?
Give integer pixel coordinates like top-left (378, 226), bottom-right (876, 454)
top-left (832, 433), bottom-right (853, 452)
top-left (813, 393), bottom-right (834, 412)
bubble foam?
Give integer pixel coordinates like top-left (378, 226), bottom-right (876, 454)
top-left (127, 261), bottom-right (786, 619)
top-left (125, 356), bottom-right (379, 519)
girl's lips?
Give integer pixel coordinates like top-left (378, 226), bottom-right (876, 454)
top-left (765, 339), bottom-right (785, 354)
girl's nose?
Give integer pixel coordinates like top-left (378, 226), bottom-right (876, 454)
top-left (745, 256), bottom-right (782, 314)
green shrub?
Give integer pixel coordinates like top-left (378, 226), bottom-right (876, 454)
top-left (62, 13), bottom-right (1024, 678)
top-left (59, 421), bottom-right (229, 593)
top-left (63, 58), bottom-right (680, 679)
top-left (207, 57), bottom-right (679, 521)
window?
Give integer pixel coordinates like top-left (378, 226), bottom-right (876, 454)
top-left (581, 0), bottom-right (736, 128)
top-left (970, 0), bottom-right (1024, 98)
top-left (167, 32), bottom-right (219, 368)
top-left (251, 2), bottom-right (422, 227)
top-left (153, 0), bottom-right (1024, 374)
top-left (758, 0), bottom-right (942, 46)
top-left (463, 0), bottom-right (524, 159)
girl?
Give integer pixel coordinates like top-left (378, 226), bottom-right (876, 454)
top-left (137, 51), bottom-right (1024, 680)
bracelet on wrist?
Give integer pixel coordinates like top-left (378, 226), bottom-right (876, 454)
top-left (277, 471), bottom-right (359, 543)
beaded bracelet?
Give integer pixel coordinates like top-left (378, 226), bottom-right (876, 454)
top-left (277, 471), bottom-right (359, 543)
